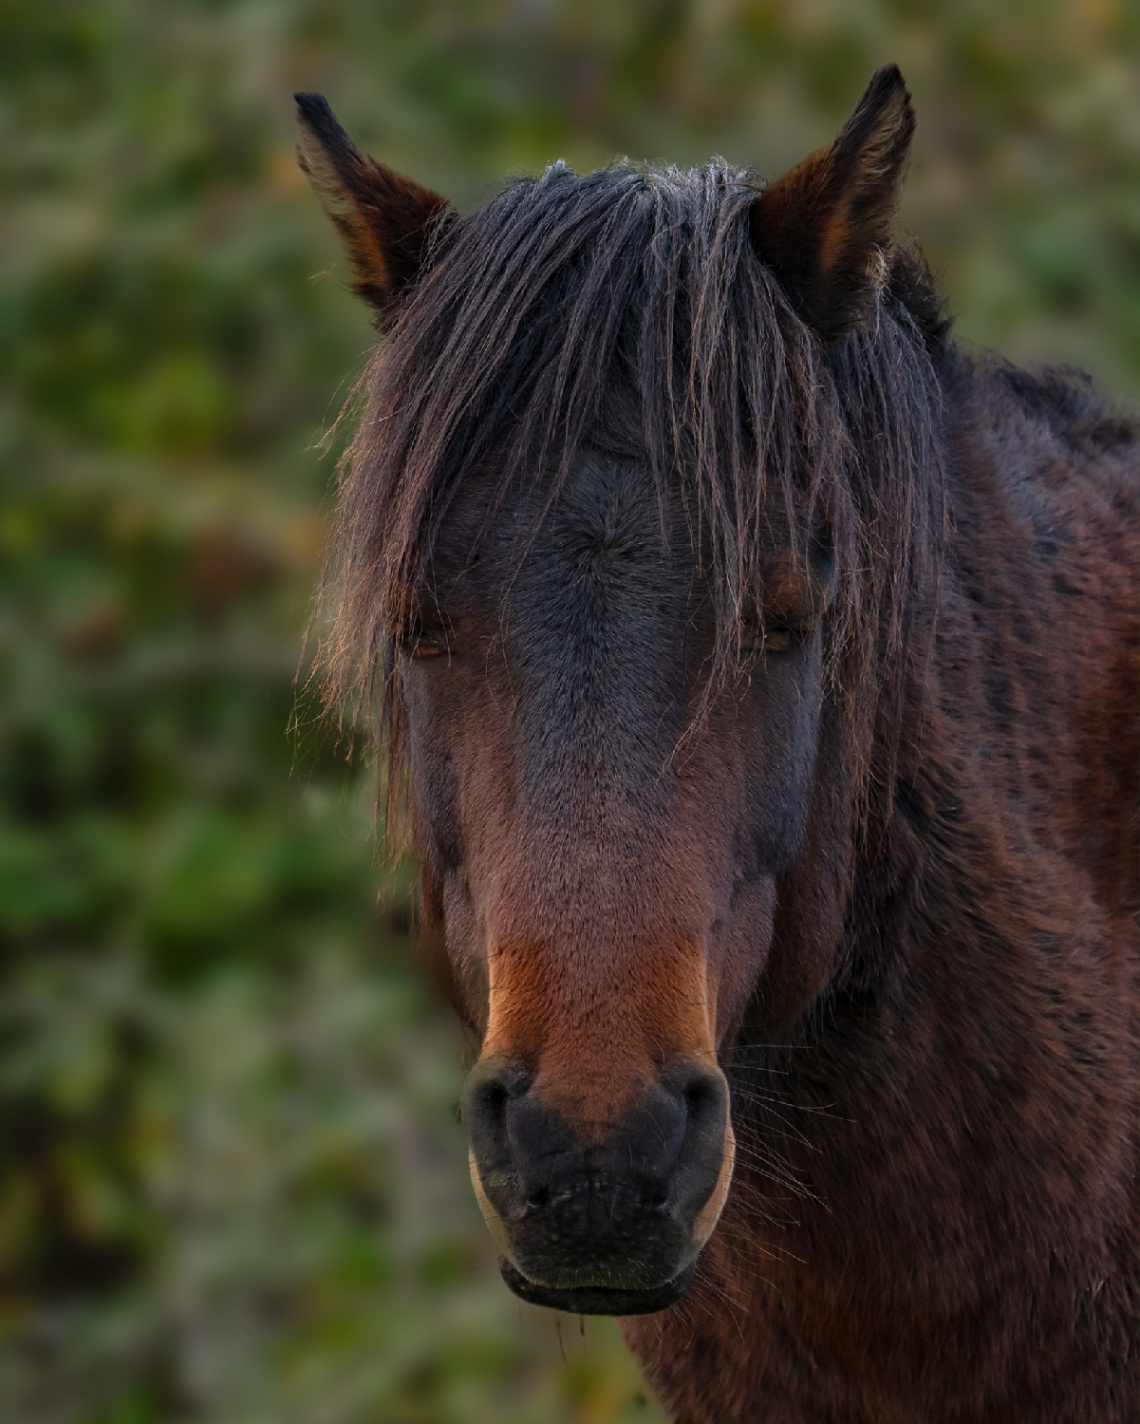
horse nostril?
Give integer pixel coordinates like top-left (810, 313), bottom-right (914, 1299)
top-left (653, 1062), bottom-right (730, 1219)
top-left (465, 1062), bottom-right (533, 1206)
top-left (479, 1081), bottom-right (508, 1113)
top-left (684, 1078), bottom-right (714, 1112)
top-left (467, 1062), bottom-right (531, 1121)
top-left (677, 1070), bottom-right (720, 1116)
top-left (662, 1062), bottom-right (727, 1124)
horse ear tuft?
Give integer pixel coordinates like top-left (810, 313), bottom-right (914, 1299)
top-left (752, 65), bottom-right (915, 336)
top-left (294, 93), bottom-right (455, 321)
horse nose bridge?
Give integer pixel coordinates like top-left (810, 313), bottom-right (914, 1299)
top-left (481, 999), bottom-right (667, 1133)
top-left (479, 936), bottom-right (719, 1114)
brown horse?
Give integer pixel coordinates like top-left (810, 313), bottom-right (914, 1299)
top-left (296, 67), bottom-right (1138, 1422)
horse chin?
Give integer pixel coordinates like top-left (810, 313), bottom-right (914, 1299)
top-left (497, 1256), bottom-right (695, 1316)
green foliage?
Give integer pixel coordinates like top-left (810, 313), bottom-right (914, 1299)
top-left (1, 2), bottom-right (1136, 1420)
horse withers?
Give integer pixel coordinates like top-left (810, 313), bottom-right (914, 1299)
top-left (297, 67), bottom-right (1138, 1422)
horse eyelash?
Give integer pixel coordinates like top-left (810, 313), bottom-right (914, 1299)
top-left (407, 633), bottom-right (449, 658)
top-left (743, 624), bottom-right (797, 655)
top-left (395, 621), bottom-right (450, 658)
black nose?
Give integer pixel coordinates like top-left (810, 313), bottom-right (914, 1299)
top-left (465, 1061), bottom-right (729, 1312)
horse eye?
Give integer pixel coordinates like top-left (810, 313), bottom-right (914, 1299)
top-left (743, 625), bottom-right (794, 655)
top-left (401, 629), bottom-right (449, 659)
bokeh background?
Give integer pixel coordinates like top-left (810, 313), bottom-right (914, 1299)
top-left (2, 2), bottom-right (1138, 1421)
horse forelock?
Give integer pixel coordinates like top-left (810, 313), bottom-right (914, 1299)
top-left (314, 158), bottom-right (948, 829)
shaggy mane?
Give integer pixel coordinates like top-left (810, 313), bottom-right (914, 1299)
top-left (314, 159), bottom-right (948, 825)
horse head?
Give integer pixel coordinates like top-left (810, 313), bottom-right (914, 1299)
top-left (297, 68), bottom-right (928, 1315)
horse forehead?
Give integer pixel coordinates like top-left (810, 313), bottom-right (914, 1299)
top-left (439, 452), bottom-right (682, 587)
top-left (516, 460), bottom-right (690, 626)
top-left (551, 455), bottom-right (663, 542)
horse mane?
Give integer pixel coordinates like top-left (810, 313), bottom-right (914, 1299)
top-left (314, 159), bottom-right (948, 827)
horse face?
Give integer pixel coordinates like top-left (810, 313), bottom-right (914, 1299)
top-left (296, 73), bottom-right (917, 1315)
top-left (401, 454), bottom-right (829, 1314)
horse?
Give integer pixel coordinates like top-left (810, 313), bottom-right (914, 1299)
top-left (295, 66), bottom-right (1138, 1422)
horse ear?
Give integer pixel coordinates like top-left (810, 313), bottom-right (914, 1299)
top-left (752, 65), bottom-right (915, 336)
top-left (295, 93), bottom-right (455, 319)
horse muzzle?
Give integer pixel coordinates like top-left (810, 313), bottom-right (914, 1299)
top-left (465, 1059), bottom-right (734, 1315)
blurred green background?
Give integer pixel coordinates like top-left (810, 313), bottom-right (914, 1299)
top-left (2, 2), bottom-right (1137, 1421)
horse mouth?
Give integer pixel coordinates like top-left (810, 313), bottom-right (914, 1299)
top-left (498, 1256), bottom-right (695, 1315)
